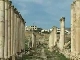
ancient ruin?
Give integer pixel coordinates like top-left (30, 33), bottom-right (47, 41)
top-left (0, 0), bottom-right (25, 60)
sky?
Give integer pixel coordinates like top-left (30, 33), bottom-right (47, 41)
top-left (11, 0), bottom-right (73, 29)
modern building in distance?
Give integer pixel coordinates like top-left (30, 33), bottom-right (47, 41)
top-left (25, 26), bottom-right (42, 32)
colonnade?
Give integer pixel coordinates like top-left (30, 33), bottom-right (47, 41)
top-left (0, 0), bottom-right (25, 60)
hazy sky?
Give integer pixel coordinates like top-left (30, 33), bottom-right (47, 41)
top-left (11, 0), bottom-right (73, 29)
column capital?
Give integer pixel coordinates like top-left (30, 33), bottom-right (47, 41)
top-left (60, 17), bottom-right (65, 21)
top-left (71, 4), bottom-right (74, 9)
top-left (11, 5), bottom-right (14, 10)
top-left (52, 26), bottom-right (57, 29)
top-left (14, 8), bottom-right (18, 14)
top-left (8, 1), bottom-right (12, 5)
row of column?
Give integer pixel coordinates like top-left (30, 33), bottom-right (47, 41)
top-left (71, 0), bottom-right (80, 58)
top-left (0, 0), bottom-right (25, 60)
top-left (48, 17), bottom-right (65, 52)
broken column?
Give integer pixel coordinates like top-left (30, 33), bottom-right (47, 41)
top-left (0, 0), bottom-right (5, 60)
top-left (32, 32), bottom-right (36, 49)
top-left (48, 29), bottom-right (54, 52)
top-left (8, 1), bottom-right (12, 58)
top-left (71, 1), bottom-right (76, 56)
top-left (53, 26), bottom-right (57, 46)
top-left (4, 0), bottom-right (9, 59)
top-left (59, 17), bottom-right (65, 51)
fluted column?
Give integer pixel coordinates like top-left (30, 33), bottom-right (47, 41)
top-left (17, 14), bottom-right (21, 53)
top-left (21, 20), bottom-right (24, 51)
top-left (11, 5), bottom-right (14, 56)
top-left (18, 16), bottom-right (21, 53)
top-left (21, 19), bottom-right (25, 52)
top-left (4, 0), bottom-right (8, 59)
top-left (8, 1), bottom-right (12, 58)
top-left (71, 1), bottom-right (76, 56)
top-left (15, 10), bottom-right (18, 55)
top-left (12, 8), bottom-right (17, 60)
top-left (16, 12), bottom-right (20, 55)
top-left (21, 19), bottom-right (23, 51)
top-left (59, 17), bottom-right (65, 51)
top-left (0, 0), bottom-right (5, 59)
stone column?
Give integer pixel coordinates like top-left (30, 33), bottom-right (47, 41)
top-left (18, 15), bottom-right (21, 53)
top-left (4, 0), bottom-right (8, 59)
top-left (59, 17), bottom-right (65, 51)
top-left (12, 8), bottom-right (17, 60)
top-left (21, 19), bottom-right (25, 52)
top-left (53, 26), bottom-right (57, 46)
top-left (15, 9), bottom-right (18, 55)
top-left (17, 13), bottom-right (21, 54)
top-left (16, 12), bottom-right (20, 55)
top-left (21, 19), bottom-right (23, 51)
top-left (0, 0), bottom-right (5, 59)
top-left (23, 21), bottom-right (26, 52)
top-left (8, 1), bottom-right (12, 58)
top-left (71, 1), bottom-right (76, 56)
top-left (11, 5), bottom-right (14, 56)
top-left (21, 20), bottom-right (24, 52)
top-left (75, 0), bottom-right (80, 55)
top-left (48, 29), bottom-right (54, 52)
top-left (32, 32), bottom-right (36, 49)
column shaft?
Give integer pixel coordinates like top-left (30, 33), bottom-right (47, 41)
top-left (0, 0), bottom-right (5, 59)
top-left (49, 29), bottom-right (54, 51)
top-left (18, 18), bottom-right (21, 52)
top-left (59, 17), bottom-right (65, 51)
top-left (53, 26), bottom-right (57, 46)
top-left (8, 1), bottom-right (11, 58)
top-left (11, 6), bottom-right (14, 56)
top-left (71, 2), bottom-right (76, 56)
top-left (4, 0), bottom-right (8, 59)
top-left (76, 0), bottom-right (80, 55)
top-left (13, 8), bottom-right (17, 55)
top-left (32, 33), bottom-right (36, 48)
top-left (16, 14), bottom-right (19, 54)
